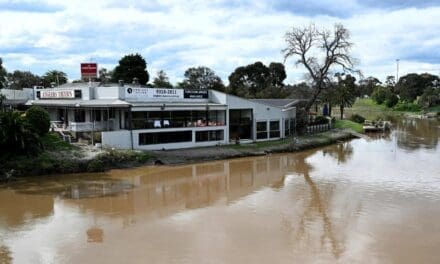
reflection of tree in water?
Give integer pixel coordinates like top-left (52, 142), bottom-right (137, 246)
top-left (394, 118), bottom-right (439, 150)
top-left (322, 142), bottom-right (354, 164)
top-left (283, 151), bottom-right (362, 259)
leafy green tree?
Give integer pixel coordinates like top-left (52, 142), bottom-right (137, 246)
top-left (334, 74), bottom-right (357, 119)
top-left (0, 58), bottom-right (7, 89)
top-left (42, 70), bottom-right (67, 87)
top-left (268, 62), bottom-right (287, 87)
top-left (418, 87), bottom-right (440, 108)
top-left (396, 73), bottom-right (439, 102)
top-left (98, 68), bottom-right (112, 83)
top-left (282, 23), bottom-right (357, 114)
top-left (0, 94), bottom-right (5, 111)
top-left (153, 70), bottom-right (173, 88)
top-left (385, 75), bottom-right (396, 90)
top-left (7, 70), bottom-right (43, 89)
top-left (112, 53), bottom-right (149, 85)
top-left (371, 86), bottom-right (389, 105)
top-left (179, 66), bottom-right (224, 91)
top-left (25, 106), bottom-right (50, 136)
top-left (0, 111), bottom-right (41, 156)
top-left (385, 92), bottom-right (399, 108)
top-left (358, 76), bottom-right (381, 97)
top-left (228, 61), bottom-right (286, 98)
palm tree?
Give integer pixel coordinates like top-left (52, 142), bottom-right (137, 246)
top-left (42, 70), bottom-right (68, 87)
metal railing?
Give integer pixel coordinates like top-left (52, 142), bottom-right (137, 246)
top-left (306, 123), bottom-right (331, 134)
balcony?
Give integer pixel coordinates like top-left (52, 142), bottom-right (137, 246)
top-left (69, 120), bottom-right (116, 132)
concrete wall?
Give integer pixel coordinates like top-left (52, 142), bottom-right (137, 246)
top-left (94, 86), bottom-right (120, 99)
top-left (102, 130), bottom-right (132, 149)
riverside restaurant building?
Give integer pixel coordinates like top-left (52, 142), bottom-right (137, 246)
top-left (25, 82), bottom-right (297, 150)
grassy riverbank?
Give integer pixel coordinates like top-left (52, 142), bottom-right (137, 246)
top-left (343, 98), bottom-right (439, 120)
top-left (1, 129), bottom-right (358, 179)
top-left (152, 129), bottom-right (357, 165)
top-left (0, 133), bottom-right (154, 179)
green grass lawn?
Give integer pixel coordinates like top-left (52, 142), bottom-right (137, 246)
top-left (426, 105), bottom-right (440, 113)
top-left (334, 119), bottom-right (363, 133)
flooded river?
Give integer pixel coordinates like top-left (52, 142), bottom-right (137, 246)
top-left (1, 117), bottom-right (439, 263)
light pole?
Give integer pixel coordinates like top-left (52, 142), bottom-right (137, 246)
top-left (396, 59), bottom-right (400, 82)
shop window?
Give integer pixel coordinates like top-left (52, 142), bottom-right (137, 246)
top-left (196, 130), bottom-right (224, 142)
top-left (139, 131), bottom-right (192, 145)
top-left (256, 121), bottom-right (268, 139)
top-left (270, 120), bottom-right (280, 138)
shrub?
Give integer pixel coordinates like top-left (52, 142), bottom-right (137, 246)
top-left (393, 102), bottom-right (421, 112)
top-left (25, 106), bottom-right (50, 136)
top-left (385, 93), bottom-right (399, 108)
top-left (311, 116), bottom-right (329, 125)
top-left (418, 87), bottom-right (440, 108)
top-left (371, 87), bottom-right (388, 104)
top-left (350, 114), bottom-right (366, 124)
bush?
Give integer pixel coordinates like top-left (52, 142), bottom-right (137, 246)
top-left (311, 116), bottom-right (329, 125)
top-left (418, 87), bottom-right (440, 108)
top-left (393, 102), bottom-right (421, 112)
top-left (371, 87), bottom-right (388, 104)
top-left (350, 114), bottom-right (366, 124)
top-left (25, 106), bottom-right (50, 136)
top-left (385, 93), bottom-right (399, 108)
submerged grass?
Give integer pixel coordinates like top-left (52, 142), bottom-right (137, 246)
top-left (1, 133), bottom-right (154, 179)
top-left (334, 120), bottom-right (363, 133)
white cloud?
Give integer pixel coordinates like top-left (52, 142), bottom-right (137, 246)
top-left (0, 0), bottom-right (439, 84)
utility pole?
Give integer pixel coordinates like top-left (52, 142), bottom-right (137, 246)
top-left (396, 59), bottom-right (400, 82)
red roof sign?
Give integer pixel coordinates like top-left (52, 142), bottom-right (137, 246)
top-left (81, 63), bottom-right (97, 79)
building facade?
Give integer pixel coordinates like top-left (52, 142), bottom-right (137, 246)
top-left (23, 83), bottom-right (296, 150)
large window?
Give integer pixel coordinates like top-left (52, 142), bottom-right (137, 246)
top-left (131, 110), bottom-right (226, 129)
top-left (270, 120), bottom-right (280, 138)
top-left (139, 131), bottom-right (192, 145)
top-left (196, 130), bottom-right (224, 142)
top-left (256, 121), bottom-right (268, 139)
top-left (229, 109), bottom-right (252, 140)
top-left (285, 119), bottom-right (295, 137)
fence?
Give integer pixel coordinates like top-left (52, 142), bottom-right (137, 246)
top-left (306, 123), bottom-right (331, 134)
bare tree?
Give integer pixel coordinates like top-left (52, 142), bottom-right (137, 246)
top-left (282, 23), bottom-right (358, 113)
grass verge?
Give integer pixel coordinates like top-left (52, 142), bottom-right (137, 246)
top-left (334, 120), bottom-right (363, 133)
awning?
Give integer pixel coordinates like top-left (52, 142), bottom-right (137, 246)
top-left (27, 99), bottom-right (131, 108)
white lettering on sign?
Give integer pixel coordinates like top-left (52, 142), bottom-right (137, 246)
top-left (41, 90), bottom-right (75, 99)
top-left (125, 88), bottom-right (184, 101)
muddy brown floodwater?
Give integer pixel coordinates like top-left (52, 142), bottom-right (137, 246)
top-left (0, 117), bottom-right (439, 264)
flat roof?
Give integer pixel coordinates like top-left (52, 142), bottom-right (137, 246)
top-left (27, 99), bottom-right (131, 108)
top-left (249, 99), bottom-right (303, 108)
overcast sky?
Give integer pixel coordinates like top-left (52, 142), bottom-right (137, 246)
top-left (0, 0), bottom-right (439, 84)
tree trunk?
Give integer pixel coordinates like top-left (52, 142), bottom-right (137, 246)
top-left (340, 105), bottom-right (344, 119)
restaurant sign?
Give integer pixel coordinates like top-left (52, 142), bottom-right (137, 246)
top-left (184, 89), bottom-right (208, 99)
top-left (40, 90), bottom-right (75, 99)
top-left (125, 88), bottom-right (184, 100)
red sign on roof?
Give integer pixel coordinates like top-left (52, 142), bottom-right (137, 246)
top-left (81, 63), bottom-right (97, 79)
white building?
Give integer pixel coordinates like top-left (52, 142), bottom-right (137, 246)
top-left (25, 83), bottom-right (297, 150)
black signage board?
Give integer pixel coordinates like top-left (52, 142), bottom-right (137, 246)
top-left (184, 89), bottom-right (208, 99)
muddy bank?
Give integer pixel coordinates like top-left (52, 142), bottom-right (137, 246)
top-left (152, 129), bottom-right (358, 165)
top-left (1, 129), bottom-right (357, 180)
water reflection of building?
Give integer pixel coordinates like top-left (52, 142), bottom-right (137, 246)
top-left (64, 156), bottom-right (295, 218)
